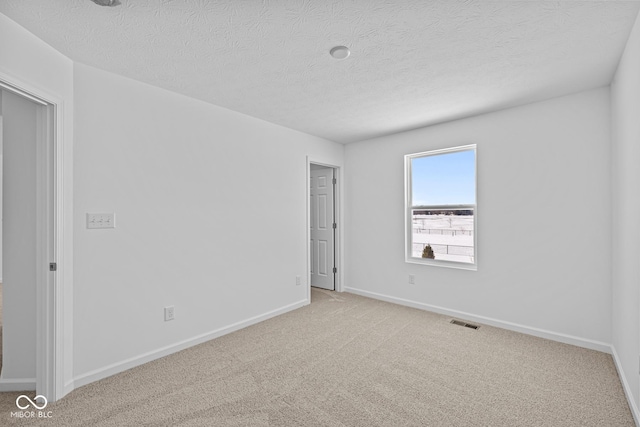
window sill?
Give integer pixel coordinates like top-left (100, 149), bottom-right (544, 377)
top-left (405, 257), bottom-right (477, 271)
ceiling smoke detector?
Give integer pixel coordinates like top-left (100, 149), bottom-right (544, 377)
top-left (330, 46), bottom-right (350, 60)
top-left (90, 0), bottom-right (121, 6)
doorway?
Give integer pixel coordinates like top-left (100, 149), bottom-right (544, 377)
top-left (1, 88), bottom-right (41, 392)
top-left (309, 163), bottom-right (338, 292)
top-left (0, 113), bottom-right (3, 381)
top-left (0, 78), bottom-right (60, 401)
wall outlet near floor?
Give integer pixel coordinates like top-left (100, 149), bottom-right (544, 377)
top-left (296, 276), bottom-right (301, 286)
top-left (164, 306), bottom-right (175, 321)
top-left (408, 274), bottom-right (415, 285)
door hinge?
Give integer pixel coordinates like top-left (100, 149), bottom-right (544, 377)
top-left (333, 267), bottom-right (337, 274)
top-left (332, 178), bottom-right (336, 185)
top-left (333, 223), bottom-right (337, 229)
top-left (49, 262), bottom-right (57, 272)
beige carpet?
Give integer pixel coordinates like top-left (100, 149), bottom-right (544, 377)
top-left (0, 288), bottom-right (634, 426)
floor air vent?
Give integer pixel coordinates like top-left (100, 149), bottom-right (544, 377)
top-left (450, 319), bottom-right (479, 330)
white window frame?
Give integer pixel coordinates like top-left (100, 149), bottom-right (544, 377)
top-left (404, 144), bottom-right (477, 270)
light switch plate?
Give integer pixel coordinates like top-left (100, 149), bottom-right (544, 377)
top-left (87, 213), bottom-right (115, 229)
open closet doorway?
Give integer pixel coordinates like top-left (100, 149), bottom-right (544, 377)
top-left (309, 163), bottom-right (337, 291)
top-left (0, 111), bottom-right (3, 380)
top-left (0, 78), bottom-right (61, 401)
top-left (0, 88), bottom-right (42, 393)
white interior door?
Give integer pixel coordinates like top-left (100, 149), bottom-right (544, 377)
top-left (310, 166), bottom-right (334, 290)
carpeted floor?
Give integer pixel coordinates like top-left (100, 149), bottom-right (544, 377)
top-left (0, 288), bottom-right (634, 426)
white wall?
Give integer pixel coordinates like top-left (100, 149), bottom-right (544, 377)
top-left (72, 63), bottom-right (343, 381)
top-left (611, 7), bottom-right (640, 420)
top-left (0, 90), bottom-right (38, 385)
top-left (0, 11), bottom-right (74, 397)
top-left (345, 87), bottom-right (612, 349)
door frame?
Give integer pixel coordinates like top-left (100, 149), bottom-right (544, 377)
top-left (0, 71), bottom-right (68, 402)
top-left (306, 157), bottom-right (343, 302)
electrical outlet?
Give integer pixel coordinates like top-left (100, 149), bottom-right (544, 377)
top-left (408, 274), bottom-right (415, 285)
top-left (164, 306), bottom-right (175, 321)
top-left (296, 276), bottom-right (301, 286)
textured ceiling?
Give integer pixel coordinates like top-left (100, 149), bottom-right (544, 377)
top-left (1, 1), bottom-right (639, 143)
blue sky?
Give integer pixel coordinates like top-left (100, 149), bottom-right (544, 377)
top-left (411, 149), bottom-right (475, 205)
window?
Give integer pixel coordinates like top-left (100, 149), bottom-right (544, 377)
top-left (405, 145), bottom-right (477, 269)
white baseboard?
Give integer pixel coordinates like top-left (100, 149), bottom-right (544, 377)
top-left (344, 287), bottom-right (611, 353)
top-left (0, 377), bottom-right (36, 392)
top-left (73, 299), bottom-right (308, 389)
top-left (63, 380), bottom-right (75, 399)
top-left (611, 345), bottom-right (640, 427)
